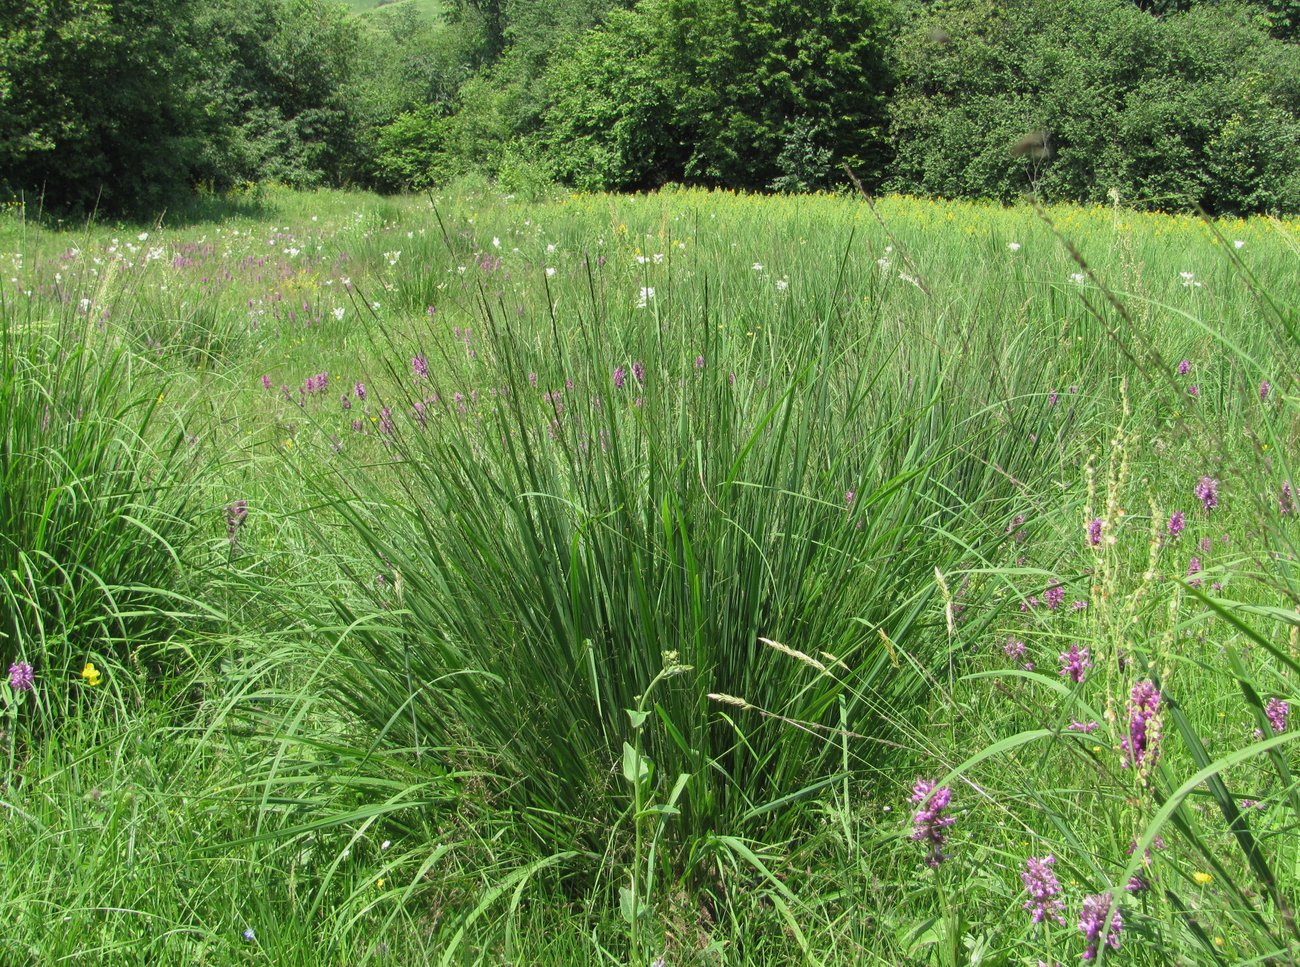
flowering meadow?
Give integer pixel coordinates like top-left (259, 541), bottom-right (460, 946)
top-left (0, 185), bottom-right (1297, 964)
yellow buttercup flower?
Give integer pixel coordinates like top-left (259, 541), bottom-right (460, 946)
top-left (81, 662), bottom-right (102, 686)
top-left (1193, 871), bottom-right (1213, 886)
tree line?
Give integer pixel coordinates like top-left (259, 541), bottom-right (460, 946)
top-left (1, 0), bottom-right (1297, 216)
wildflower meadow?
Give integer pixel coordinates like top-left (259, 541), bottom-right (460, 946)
top-left (0, 184), bottom-right (1297, 965)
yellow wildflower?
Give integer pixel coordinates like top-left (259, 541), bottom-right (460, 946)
top-left (1193, 871), bottom-right (1213, 886)
top-left (81, 662), bottom-right (102, 686)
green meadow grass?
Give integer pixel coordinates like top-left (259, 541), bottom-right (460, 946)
top-left (0, 185), bottom-right (1296, 964)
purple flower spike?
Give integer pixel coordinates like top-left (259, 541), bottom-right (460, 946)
top-left (1044, 585), bottom-right (1066, 610)
top-left (1088, 517), bottom-right (1103, 547)
top-left (8, 661), bottom-right (34, 692)
top-left (910, 779), bottom-right (954, 867)
top-left (1079, 893), bottom-right (1122, 961)
top-left (1168, 511), bottom-right (1185, 538)
top-left (412, 354), bottom-right (429, 379)
top-left (1281, 482), bottom-right (1294, 515)
top-left (632, 360), bottom-right (645, 385)
top-left (1260, 379), bottom-right (1272, 401)
top-left (1266, 698), bottom-right (1289, 734)
top-left (1177, 359), bottom-right (1191, 376)
top-left (694, 354), bottom-right (705, 369)
top-left (1022, 855), bottom-right (1065, 925)
top-left (1122, 680), bottom-right (1162, 770)
top-left (226, 500), bottom-right (249, 547)
top-left (613, 366), bottom-right (627, 389)
top-left (1194, 476), bottom-right (1218, 512)
top-left (260, 374), bottom-right (272, 390)
top-left (355, 382), bottom-right (367, 401)
top-left (1059, 642), bottom-right (1092, 684)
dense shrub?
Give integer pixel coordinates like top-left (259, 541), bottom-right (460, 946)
top-left (372, 107), bottom-right (447, 191)
top-left (887, 0), bottom-right (1300, 213)
top-left (661, 0), bottom-right (896, 189)
top-left (0, 0), bottom-right (205, 214)
top-left (539, 0), bottom-right (895, 192)
top-left (541, 1), bottom-right (684, 191)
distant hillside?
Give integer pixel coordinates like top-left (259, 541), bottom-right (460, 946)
top-left (342, 0), bottom-right (442, 19)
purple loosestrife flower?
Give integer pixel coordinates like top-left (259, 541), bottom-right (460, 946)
top-left (694, 354), bottom-right (705, 369)
top-left (1194, 476), bottom-right (1218, 512)
top-left (260, 374), bottom-right (272, 390)
top-left (910, 779), bottom-right (954, 867)
top-left (1187, 384), bottom-right (1200, 398)
top-left (1088, 517), bottom-right (1103, 547)
top-left (1187, 556), bottom-right (1202, 588)
top-left (355, 382), bottom-right (367, 401)
top-left (632, 360), bottom-right (645, 384)
top-left (1168, 510), bottom-right (1185, 538)
top-left (1177, 359), bottom-right (1191, 376)
top-left (613, 366), bottom-right (626, 389)
top-left (1059, 643), bottom-right (1092, 684)
top-left (1022, 855), bottom-right (1066, 925)
top-left (1122, 680), bottom-right (1162, 771)
top-left (1281, 482), bottom-right (1295, 515)
top-left (1266, 698), bottom-right (1289, 734)
top-left (1049, 390), bottom-right (1059, 406)
top-left (412, 354), bottom-right (428, 379)
top-left (1260, 379), bottom-right (1272, 401)
top-left (1068, 720), bottom-right (1098, 733)
top-left (845, 490), bottom-right (856, 506)
top-left (1044, 585), bottom-right (1066, 610)
top-left (1079, 893), bottom-right (1122, 961)
top-left (8, 661), bottom-right (34, 691)
top-left (226, 500), bottom-right (248, 546)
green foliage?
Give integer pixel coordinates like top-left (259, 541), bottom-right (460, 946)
top-left (538, 0), bottom-right (894, 192)
top-left (190, 0), bottom-right (361, 190)
top-left (0, 311), bottom-right (198, 721)
top-left (888, 0), bottom-right (1300, 214)
top-left (770, 117), bottom-right (835, 193)
top-left (0, 0), bottom-right (205, 214)
top-left (373, 108), bottom-right (446, 191)
top-left (541, 1), bottom-right (683, 191)
top-left (661, 0), bottom-right (896, 189)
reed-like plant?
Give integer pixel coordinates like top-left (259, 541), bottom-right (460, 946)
top-left (1, 302), bottom-right (199, 723)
